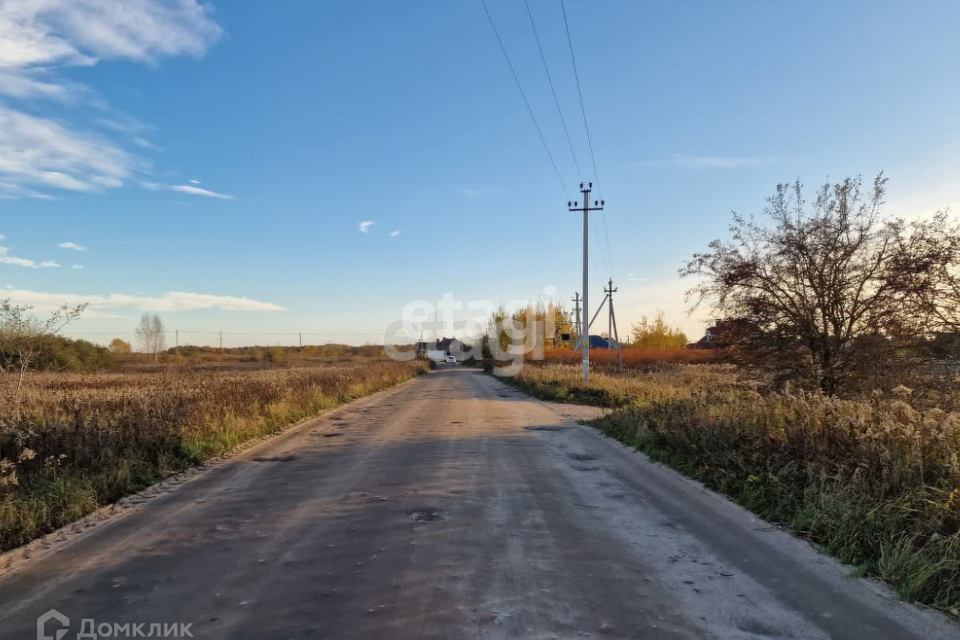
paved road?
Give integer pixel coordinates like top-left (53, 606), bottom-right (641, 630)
top-left (1, 368), bottom-right (956, 640)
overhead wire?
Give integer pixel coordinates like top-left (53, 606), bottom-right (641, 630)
top-left (523, 0), bottom-right (582, 180)
top-left (559, 0), bottom-right (615, 279)
top-left (478, 0), bottom-right (569, 199)
top-left (476, 0), bottom-right (608, 301)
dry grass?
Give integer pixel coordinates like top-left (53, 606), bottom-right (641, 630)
top-left (0, 360), bottom-right (427, 549)
top-left (508, 362), bottom-right (748, 407)
top-left (500, 363), bottom-right (960, 613)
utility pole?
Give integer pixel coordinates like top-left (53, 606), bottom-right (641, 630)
top-left (219, 330), bottom-right (223, 351)
top-left (299, 332), bottom-right (303, 353)
top-left (572, 292), bottom-right (582, 342)
top-left (569, 183), bottom-right (604, 382)
top-left (605, 278), bottom-right (623, 367)
top-left (175, 329), bottom-right (179, 355)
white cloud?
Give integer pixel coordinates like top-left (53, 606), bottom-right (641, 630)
top-left (0, 70), bottom-right (73, 100)
top-left (358, 220), bottom-right (374, 233)
top-left (0, 245), bottom-right (36, 267)
top-left (3, 289), bottom-right (286, 313)
top-left (0, 0), bottom-right (223, 198)
top-left (626, 272), bottom-right (650, 282)
top-left (72, 264), bottom-right (83, 269)
top-left (0, 243), bottom-right (59, 268)
top-left (0, 105), bottom-right (141, 195)
top-left (59, 241), bottom-right (86, 251)
top-left (145, 180), bottom-right (234, 199)
top-left (390, 230), bottom-right (400, 237)
top-left (0, 1), bottom-right (223, 69)
top-left (189, 179), bottom-right (201, 184)
top-left (170, 184), bottom-right (233, 199)
top-left (643, 154), bottom-right (780, 169)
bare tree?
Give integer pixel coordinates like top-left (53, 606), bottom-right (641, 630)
top-left (135, 313), bottom-right (166, 361)
top-left (0, 299), bottom-right (86, 397)
top-left (682, 175), bottom-right (960, 394)
top-left (889, 210), bottom-right (960, 337)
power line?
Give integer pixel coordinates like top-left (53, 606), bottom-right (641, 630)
top-left (478, 0), bottom-right (568, 199)
top-left (524, 0), bottom-right (582, 180)
top-left (560, 0), bottom-right (614, 278)
top-left (560, 0), bottom-right (602, 198)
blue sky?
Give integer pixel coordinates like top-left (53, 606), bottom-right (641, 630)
top-left (1, 0), bottom-right (959, 346)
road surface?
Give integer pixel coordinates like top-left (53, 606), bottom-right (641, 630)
top-left (0, 367), bottom-right (956, 640)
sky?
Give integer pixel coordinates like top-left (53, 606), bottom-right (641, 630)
top-left (1, 0), bottom-right (959, 347)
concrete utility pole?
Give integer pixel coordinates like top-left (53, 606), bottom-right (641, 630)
top-left (572, 292), bottom-right (582, 342)
top-left (569, 182), bottom-right (604, 383)
top-left (605, 278), bottom-right (623, 368)
top-left (219, 330), bottom-right (223, 351)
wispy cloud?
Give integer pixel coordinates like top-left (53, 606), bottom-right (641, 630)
top-left (0, 106), bottom-right (142, 196)
top-left (170, 184), bottom-right (234, 199)
top-left (72, 264), bottom-right (84, 269)
top-left (142, 181), bottom-right (232, 200)
top-left (3, 289), bottom-right (286, 313)
top-left (0, 243), bottom-right (59, 268)
top-left (626, 272), bottom-right (650, 282)
top-left (0, 0), bottom-right (224, 198)
top-left (189, 179), bottom-right (201, 184)
top-left (643, 154), bottom-right (781, 169)
top-left (0, 246), bottom-right (38, 268)
top-left (59, 241), bottom-right (86, 252)
top-left (359, 221), bottom-right (374, 233)
top-left (390, 230), bottom-right (400, 237)
top-left (132, 137), bottom-right (163, 152)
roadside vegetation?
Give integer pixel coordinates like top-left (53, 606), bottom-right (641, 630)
top-left (481, 175), bottom-right (960, 613)
top-left (0, 360), bottom-right (427, 550)
top-left (499, 362), bottom-right (960, 613)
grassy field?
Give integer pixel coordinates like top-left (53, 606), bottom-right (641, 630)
top-left (0, 359), bottom-right (428, 550)
top-left (498, 361), bottom-right (960, 614)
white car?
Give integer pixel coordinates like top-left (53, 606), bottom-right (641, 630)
top-left (445, 355), bottom-right (457, 363)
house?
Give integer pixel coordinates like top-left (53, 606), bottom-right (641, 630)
top-left (692, 326), bottom-right (718, 349)
top-left (587, 335), bottom-right (618, 349)
top-left (690, 319), bottom-right (752, 349)
top-left (436, 337), bottom-right (463, 355)
top-left (417, 337), bottom-right (464, 358)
